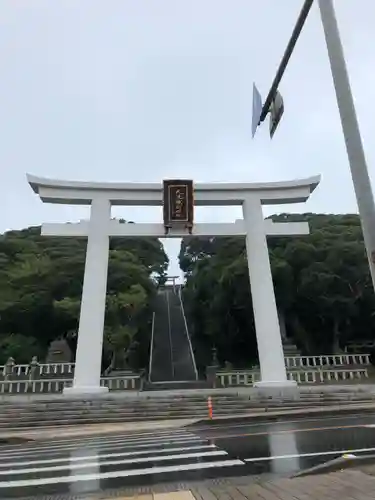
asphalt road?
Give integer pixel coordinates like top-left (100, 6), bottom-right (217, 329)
top-left (194, 411), bottom-right (375, 476)
top-left (2, 411), bottom-right (375, 498)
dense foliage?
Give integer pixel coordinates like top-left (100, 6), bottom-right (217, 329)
top-left (179, 214), bottom-right (375, 372)
top-left (1, 214), bottom-right (373, 373)
top-left (0, 225), bottom-right (168, 368)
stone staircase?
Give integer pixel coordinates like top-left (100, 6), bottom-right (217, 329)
top-left (147, 287), bottom-right (199, 390)
top-left (0, 389), bottom-right (375, 429)
top-left (282, 338), bottom-right (301, 357)
top-left (148, 290), bottom-right (174, 383)
top-left (168, 289), bottom-right (197, 382)
top-left (144, 380), bottom-right (210, 391)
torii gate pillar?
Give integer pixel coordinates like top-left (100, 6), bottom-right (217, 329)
top-left (28, 174), bottom-right (320, 397)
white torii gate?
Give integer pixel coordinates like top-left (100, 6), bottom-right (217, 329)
top-left (28, 173), bottom-right (320, 396)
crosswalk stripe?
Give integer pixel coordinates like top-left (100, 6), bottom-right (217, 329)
top-left (0, 444), bottom-right (217, 468)
top-left (1, 450), bottom-right (228, 475)
top-left (244, 446), bottom-right (375, 463)
top-left (42, 429), bottom-right (197, 447)
top-left (48, 428), bottom-right (197, 442)
top-left (0, 427), bottom-right (243, 492)
top-left (0, 429), bottom-right (194, 454)
top-left (0, 459), bottom-right (244, 488)
top-left (0, 435), bottom-right (203, 458)
top-left (0, 428), bottom-right (196, 452)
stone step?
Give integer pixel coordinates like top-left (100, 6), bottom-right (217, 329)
top-left (0, 405), bottom-right (261, 417)
top-left (1, 394), bottom-right (373, 407)
top-left (0, 397), bottom-right (372, 413)
top-left (0, 404), bottom-right (372, 428)
top-left (0, 405), bottom-right (366, 428)
top-left (144, 380), bottom-right (210, 391)
top-left (0, 406), bottom-right (370, 423)
top-left (0, 412), bottom-right (249, 424)
top-left (0, 393), bottom-right (373, 428)
top-left (0, 392), bottom-right (373, 407)
top-left (0, 408), bottom-right (254, 419)
top-left (2, 387), bottom-right (369, 398)
top-left (0, 398), bottom-right (373, 417)
top-left (0, 403), bottom-right (359, 418)
top-left (0, 399), bottom-right (260, 409)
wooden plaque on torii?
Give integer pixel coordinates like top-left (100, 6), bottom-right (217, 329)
top-left (163, 179), bottom-right (194, 234)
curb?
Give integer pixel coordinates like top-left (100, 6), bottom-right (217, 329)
top-left (293, 453), bottom-right (375, 477)
top-left (0, 437), bottom-right (32, 446)
top-left (186, 403), bottom-right (375, 428)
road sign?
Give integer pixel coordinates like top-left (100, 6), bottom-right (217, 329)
top-left (251, 83), bottom-right (263, 138)
top-left (269, 91), bottom-right (284, 138)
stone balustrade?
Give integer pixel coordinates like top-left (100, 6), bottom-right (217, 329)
top-left (0, 354), bottom-right (371, 392)
top-left (1, 362), bottom-right (75, 378)
top-left (0, 368), bottom-right (370, 393)
top-left (1, 354), bottom-right (370, 380)
top-left (0, 375), bottom-right (141, 394)
top-left (345, 341), bottom-right (375, 353)
top-left (39, 363), bottom-right (75, 375)
top-left (289, 368), bottom-right (369, 384)
top-left (217, 368), bottom-right (369, 387)
top-left (284, 354), bottom-right (370, 368)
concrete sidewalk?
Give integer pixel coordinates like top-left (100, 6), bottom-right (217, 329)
top-left (189, 401), bottom-right (375, 426)
top-left (97, 469), bottom-right (375, 499)
top-left (190, 469), bottom-right (375, 499)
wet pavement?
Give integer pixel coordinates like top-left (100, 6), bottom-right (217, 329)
top-left (195, 412), bottom-right (375, 476)
top-left (2, 411), bottom-right (375, 498)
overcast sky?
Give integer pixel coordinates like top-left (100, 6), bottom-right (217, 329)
top-left (1, 0), bottom-right (374, 277)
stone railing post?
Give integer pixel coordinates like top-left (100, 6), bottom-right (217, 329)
top-left (28, 356), bottom-right (40, 381)
top-left (206, 366), bottom-right (219, 388)
top-left (138, 369), bottom-right (146, 391)
top-left (4, 357), bottom-right (15, 381)
top-left (206, 347), bottom-right (220, 388)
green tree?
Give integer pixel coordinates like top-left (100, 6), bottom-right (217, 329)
top-left (0, 333), bottom-right (42, 364)
top-left (180, 213), bottom-right (374, 367)
top-left (104, 284), bottom-right (148, 371)
top-left (0, 225), bottom-right (168, 369)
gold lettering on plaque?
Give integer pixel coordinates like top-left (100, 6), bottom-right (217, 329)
top-left (168, 185), bottom-right (188, 222)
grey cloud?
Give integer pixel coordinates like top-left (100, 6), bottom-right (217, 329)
top-left (0, 0), bottom-right (374, 276)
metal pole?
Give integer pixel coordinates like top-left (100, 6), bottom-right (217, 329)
top-left (318, 0), bottom-right (375, 291)
top-left (259, 0), bottom-right (314, 123)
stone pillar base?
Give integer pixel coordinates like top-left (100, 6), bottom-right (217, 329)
top-left (63, 386), bottom-right (109, 398)
top-left (253, 380), bottom-right (298, 398)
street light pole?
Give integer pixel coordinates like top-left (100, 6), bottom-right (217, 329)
top-left (259, 0), bottom-right (314, 123)
top-left (318, 0), bottom-right (375, 290)
top-left (254, 0), bottom-right (375, 290)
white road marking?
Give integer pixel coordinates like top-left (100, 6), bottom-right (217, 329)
top-left (196, 413), bottom-right (375, 432)
top-left (244, 446), bottom-right (375, 463)
top-left (14, 427), bottom-right (197, 447)
top-left (0, 459), bottom-right (245, 488)
top-left (0, 427), bottom-right (194, 446)
top-left (0, 435), bottom-right (202, 458)
top-left (1, 450), bottom-right (228, 475)
top-left (0, 444), bottom-right (217, 468)
top-left (0, 429), bottom-right (194, 453)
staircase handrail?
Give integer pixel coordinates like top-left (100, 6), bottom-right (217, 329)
top-left (166, 288), bottom-right (175, 378)
top-left (148, 311), bottom-right (156, 382)
top-left (178, 286), bottom-right (198, 380)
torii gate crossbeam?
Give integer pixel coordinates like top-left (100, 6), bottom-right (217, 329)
top-left (28, 174), bottom-right (320, 397)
